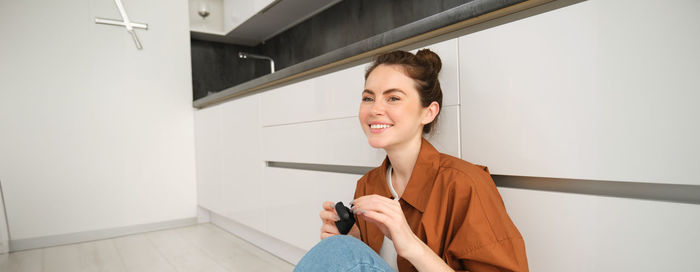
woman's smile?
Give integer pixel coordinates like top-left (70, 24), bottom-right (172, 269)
top-left (369, 122), bottom-right (394, 133)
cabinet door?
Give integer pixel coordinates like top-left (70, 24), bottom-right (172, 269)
top-left (458, 0), bottom-right (700, 185)
top-left (262, 166), bottom-right (360, 250)
top-left (195, 95), bottom-right (266, 231)
top-left (194, 106), bottom-right (224, 214)
top-left (223, 0), bottom-right (276, 32)
top-left (218, 95), bottom-right (266, 231)
top-left (499, 187), bottom-right (700, 271)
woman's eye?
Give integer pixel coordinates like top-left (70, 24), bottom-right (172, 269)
top-left (388, 96), bottom-right (400, 102)
top-left (362, 96), bottom-right (374, 102)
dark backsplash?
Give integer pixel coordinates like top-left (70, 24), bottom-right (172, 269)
top-left (191, 0), bottom-right (475, 100)
top-left (190, 40), bottom-right (271, 100)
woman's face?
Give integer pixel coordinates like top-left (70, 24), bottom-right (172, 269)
top-left (359, 64), bottom-right (430, 150)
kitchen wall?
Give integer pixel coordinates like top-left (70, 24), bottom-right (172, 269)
top-left (194, 0), bottom-right (700, 270)
top-left (0, 0), bottom-right (197, 250)
top-left (190, 0), bottom-right (476, 99)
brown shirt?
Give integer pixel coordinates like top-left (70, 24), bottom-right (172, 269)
top-left (354, 138), bottom-right (529, 272)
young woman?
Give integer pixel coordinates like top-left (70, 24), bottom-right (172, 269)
top-left (295, 49), bottom-right (528, 272)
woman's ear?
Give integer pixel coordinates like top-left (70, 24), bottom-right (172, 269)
top-left (421, 101), bottom-right (440, 125)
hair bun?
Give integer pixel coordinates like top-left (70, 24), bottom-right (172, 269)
top-left (415, 49), bottom-right (442, 75)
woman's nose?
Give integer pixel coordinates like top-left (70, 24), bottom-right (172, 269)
top-left (370, 101), bottom-right (385, 115)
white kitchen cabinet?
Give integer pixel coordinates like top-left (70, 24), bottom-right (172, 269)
top-left (261, 104), bottom-right (460, 166)
top-left (459, 0), bottom-right (700, 185)
top-left (261, 64), bottom-right (366, 127)
top-left (222, 0), bottom-right (276, 32)
top-left (499, 187), bottom-right (700, 271)
top-left (195, 95), bottom-right (266, 231)
top-left (261, 116), bottom-right (385, 167)
top-left (188, 0), bottom-right (275, 35)
top-left (218, 96), bottom-right (267, 231)
top-left (189, 0), bottom-right (226, 35)
top-left (194, 105), bottom-right (225, 214)
top-left (262, 166), bottom-right (360, 251)
top-left (424, 105), bottom-right (460, 158)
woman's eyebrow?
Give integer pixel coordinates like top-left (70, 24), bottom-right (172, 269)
top-left (383, 88), bottom-right (406, 95)
top-left (363, 88), bottom-right (406, 95)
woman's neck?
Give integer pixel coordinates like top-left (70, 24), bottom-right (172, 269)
top-left (386, 134), bottom-right (423, 198)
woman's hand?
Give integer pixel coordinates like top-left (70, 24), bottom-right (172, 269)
top-left (351, 195), bottom-right (455, 271)
top-left (350, 195), bottom-right (423, 258)
top-left (319, 201), bottom-right (361, 240)
top-left (319, 201), bottom-right (341, 240)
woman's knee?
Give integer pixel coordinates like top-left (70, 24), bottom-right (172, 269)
top-left (303, 235), bottom-right (364, 260)
top-left (295, 235), bottom-right (393, 272)
top-left (319, 235), bottom-right (364, 250)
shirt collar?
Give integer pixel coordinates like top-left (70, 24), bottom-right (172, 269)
top-left (380, 138), bottom-right (440, 213)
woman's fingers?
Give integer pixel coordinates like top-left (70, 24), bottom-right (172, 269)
top-left (351, 194), bottom-right (410, 240)
top-left (321, 221), bottom-right (339, 234)
top-left (320, 220), bottom-right (340, 240)
top-left (319, 200), bottom-right (343, 240)
top-left (319, 210), bottom-right (340, 222)
top-left (351, 195), bottom-right (401, 218)
top-left (319, 201), bottom-right (340, 223)
top-left (320, 231), bottom-right (336, 240)
top-left (322, 201), bottom-right (336, 211)
top-left (357, 210), bottom-right (390, 227)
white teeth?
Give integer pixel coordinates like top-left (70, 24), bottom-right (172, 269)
top-left (370, 124), bottom-right (392, 129)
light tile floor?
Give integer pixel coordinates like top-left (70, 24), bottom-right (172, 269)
top-left (0, 223), bottom-right (295, 272)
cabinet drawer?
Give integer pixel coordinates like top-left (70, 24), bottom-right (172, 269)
top-left (498, 187), bottom-right (700, 271)
top-left (260, 65), bottom-right (365, 127)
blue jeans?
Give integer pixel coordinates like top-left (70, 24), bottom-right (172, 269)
top-left (294, 235), bottom-right (394, 272)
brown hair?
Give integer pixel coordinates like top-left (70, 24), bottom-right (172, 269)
top-left (364, 49), bottom-right (443, 134)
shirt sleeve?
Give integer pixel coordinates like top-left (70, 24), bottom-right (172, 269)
top-left (443, 172), bottom-right (529, 272)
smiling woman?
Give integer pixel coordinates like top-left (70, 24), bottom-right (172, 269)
top-left (360, 50), bottom-right (442, 152)
top-left (295, 49), bottom-right (528, 272)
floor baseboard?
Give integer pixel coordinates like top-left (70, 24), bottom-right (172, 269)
top-left (207, 208), bottom-right (306, 265)
top-left (10, 217), bottom-right (198, 252)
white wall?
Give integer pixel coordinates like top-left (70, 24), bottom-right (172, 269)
top-left (0, 0), bottom-right (197, 243)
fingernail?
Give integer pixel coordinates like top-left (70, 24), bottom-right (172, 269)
top-left (334, 215), bottom-right (340, 220)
